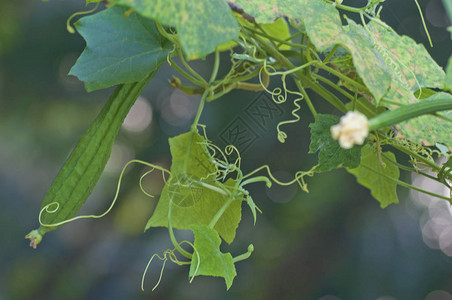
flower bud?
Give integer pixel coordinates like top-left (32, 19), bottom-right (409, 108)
top-left (331, 111), bottom-right (369, 149)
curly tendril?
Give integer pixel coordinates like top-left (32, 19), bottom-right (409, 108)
top-left (141, 241), bottom-right (200, 291)
top-left (39, 160), bottom-right (171, 228)
top-left (259, 63), bottom-right (311, 143)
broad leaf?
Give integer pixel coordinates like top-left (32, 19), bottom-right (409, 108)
top-left (69, 6), bottom-right (171, 91)
top-left (296, 5), bottom-right (391, 100)
top-left (367, 21), bottom-right (445, 106)
top-left (111, 0), bottom-right (239, 59)
top-left (365, 21), bottom-right (450, 147)
top-left (348, 145), bottom-right (400, 208)
top-left (146, 131), bottom-right (242, 244)
top-left (189, 224), bottom-right (236, 290)
top-left (309, 114), bottom-right (362, 173)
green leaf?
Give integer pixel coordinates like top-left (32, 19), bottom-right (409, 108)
top-left (364, 21), bottom-right (450, 147)
top-left (348, 145), bottom-right (400, 208)
top-left (260, 18), bottom-right (291, 50)
top-left (145, 131), bottom-right (242, 244)
top-left (69, 6), bottom-right (171, 91)
top-left (111, 0), bottom-right (239, 59)
top-left (367, 21), bottom-right (445, 105)
top-left (309, 114), bottom-right (362, 173)
top-left (297, 10), bottom-right (391, 101)
top-left (189, 224), bottom-right (236, 290)
top-left (233, 0), bottom-right (392, 100)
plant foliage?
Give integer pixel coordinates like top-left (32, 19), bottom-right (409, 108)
top-left (26, 0), bottom-right (452, 291)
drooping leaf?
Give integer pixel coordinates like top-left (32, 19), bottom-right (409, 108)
top-left (146, 131), bottom-right (242, 244)
top-left (348, 145), bottom-right (400, 208)
top-left (309, 114), bottom-right (362, 173)
top-left (111, 0), bottom-right (239, 59)
top-left (189, 224), bottom-right (236, 290)
top-left (69, 6), bottom-right (171, 91)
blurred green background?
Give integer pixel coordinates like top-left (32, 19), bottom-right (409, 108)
top-left (1, 1), bottom-right (452, 299)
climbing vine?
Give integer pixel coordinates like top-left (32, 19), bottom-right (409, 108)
top-left (27, 0), bottom-right (452, 290)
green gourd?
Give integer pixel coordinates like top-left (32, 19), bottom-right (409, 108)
top-left (26, 69), bottom-right (158, 248)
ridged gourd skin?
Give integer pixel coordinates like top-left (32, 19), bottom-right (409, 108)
top-left (26, 70), bottom-right (157, 247)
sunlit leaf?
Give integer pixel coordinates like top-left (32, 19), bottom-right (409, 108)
top-left (348, 145), bottom-right (399, 208)
top-left (69, 6), bottom-right (171, 91)
top-left (189, 224), bottom-right (236, 290)
top-left (145, 131), bottom-right (242, 244)
top-left (309, 114), bottom-right (362, 173)
top-left (111, 0), bottom-right (239, 59)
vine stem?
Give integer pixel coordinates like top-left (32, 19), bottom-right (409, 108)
top-left (191, 90), bottom-right (209, 131)
top-left (323, 0), bottom-right (377, 13)
top-left (208, 195), bottom-right (234, 229)
top-left (178, 47), bottom-right (208, 87)
top-left (169, 57), bottom-right (206, 87)
top-left (369, 97), bottom-right (452, 131)
top-left (377, 132), bottom-right (441, 172)
top-left (168, 195), bottom-right (192, 259)
top-left (361, 164), bottom-right (451, 202)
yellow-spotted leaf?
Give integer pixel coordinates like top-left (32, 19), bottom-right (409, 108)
top-left (111, 0), bottom-right (239, 59)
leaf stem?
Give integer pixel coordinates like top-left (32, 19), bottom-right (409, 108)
top-left (322, 44), bottom-right (339, 64)
top-left (209, 48), bottom-right (220, 84)
top-left (178, 48), bottom-right (208, 87)
top-left (311, 74), bottom-right (355, 102)
top-left (169, 57), bottom-right (206, 87)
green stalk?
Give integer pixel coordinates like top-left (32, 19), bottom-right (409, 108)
top-left (362, 165), bottom-right (451, 202)
top-left (208, 195), bottom-right (234, 229)
top-left (369, 97), bottom-right (452, 131)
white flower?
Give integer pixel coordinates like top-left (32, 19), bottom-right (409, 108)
top-left (330, 111), bottom-right (369, 149)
